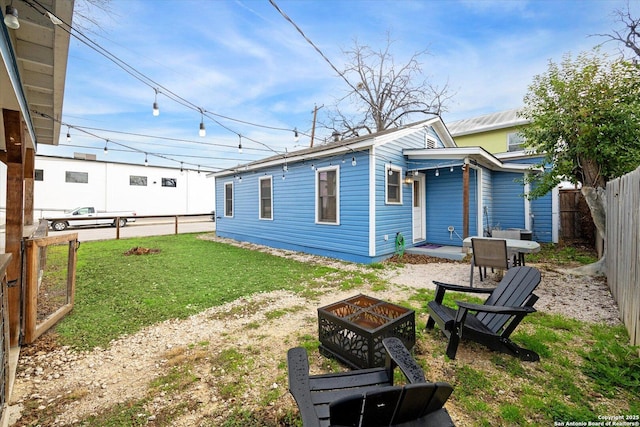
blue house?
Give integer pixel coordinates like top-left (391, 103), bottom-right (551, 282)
top-left (213, 117), bottom-right (556, 263)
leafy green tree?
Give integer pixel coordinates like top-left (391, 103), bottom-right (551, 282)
top-left (519, 48), bottom-right (640, 274)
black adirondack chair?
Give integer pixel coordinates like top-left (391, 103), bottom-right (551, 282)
top-left (426, 266), bottom-right (541, 361)
top-left (287, 337), bottom-right (455, 427)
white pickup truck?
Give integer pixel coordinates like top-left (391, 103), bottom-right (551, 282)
top-left (48, 207), bottom-right (137, 231)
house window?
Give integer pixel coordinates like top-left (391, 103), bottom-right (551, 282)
top-left (130, 175), bottom-right (147, 186)
top-left (34, 169), bottom-right (44, 181)
top-left (65, 171), bottom-right (88, 183)
top-left (224, 182), bottom-right (233, 217)
top-left (386, 165), bottom-right (402, 204)
top-left (316, 166), bottom-right (339, 224)
top-left (259, 176), bottom-right (272, 220)
top-left (162, 178), bottom-right (177, 187)
top-left (507, 132), bottom-right (525, 152)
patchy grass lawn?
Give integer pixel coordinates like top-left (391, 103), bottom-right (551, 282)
top-left (21, 234), bottom-right (639, 426)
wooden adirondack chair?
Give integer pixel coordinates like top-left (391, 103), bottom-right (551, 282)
top-left (426, 266), bottom-right (542, 361)
top-left (287, 337), bottom-right (455, 427)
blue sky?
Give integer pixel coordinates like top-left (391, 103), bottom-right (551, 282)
top-left (38, 0), bottom-right (635, 172)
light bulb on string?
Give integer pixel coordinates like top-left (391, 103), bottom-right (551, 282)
top-left (450, 165), bottom-right (454, 172)
top-left (152, 89), bottom-right (160, 116)
top-left (294, 128), bottom-right (299, 142)
top-left (198, 110), bottom-right (206, 137)
top-left (435, 168), bottom-right (439, 177)
top-left (351, 156), bottom-right (357, 167)
top-left (180, 162), bottom-right (184, 173)
top-left (144, 153), bottom-right (148, 166)
top-left (238, 135), bottom-right (243, 153)
top-left (66, 127), bottom-right (71, 142)
top-left (103, 140), bottom-right (109, 155)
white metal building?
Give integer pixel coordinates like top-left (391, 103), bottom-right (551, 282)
top-left (1, 155), bottom-right (215, 220)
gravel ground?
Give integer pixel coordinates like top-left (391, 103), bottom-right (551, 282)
top-left (7, 237), bottom-right (621, 426)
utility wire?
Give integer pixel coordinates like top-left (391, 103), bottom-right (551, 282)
top-left (23, 0), bottom-right (304, 156)
top-left (268, 0), bottom-right (362, 96)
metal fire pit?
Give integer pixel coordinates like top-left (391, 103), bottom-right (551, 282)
top-left (318, 294), bottom-right (415, 369)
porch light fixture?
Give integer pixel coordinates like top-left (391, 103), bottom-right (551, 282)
top-left (4, 4), bottom-right (19, 30)
top-left (404, 171), bottom-right (413, 184)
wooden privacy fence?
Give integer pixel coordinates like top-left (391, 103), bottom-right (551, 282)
top-left (606, 166), bottom-right (640, 350)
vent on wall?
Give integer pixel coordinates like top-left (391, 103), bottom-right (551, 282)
top-left (425, 136), bottom-right (437, 149)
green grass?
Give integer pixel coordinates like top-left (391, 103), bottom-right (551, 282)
top-left (56, 234), bottom-right (343, 350)
top-left (35, 234), bottom-right (639, 426)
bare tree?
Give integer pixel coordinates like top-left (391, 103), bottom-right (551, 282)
top-left (322, 34), bottom-right (453, 139)
top-left (72, 0), bottom-right (113, 33)
top-left (595, 2), bottom-right (640, 60)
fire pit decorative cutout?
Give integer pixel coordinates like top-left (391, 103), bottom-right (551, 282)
top-left (318, 294), bottom-right (415, 369)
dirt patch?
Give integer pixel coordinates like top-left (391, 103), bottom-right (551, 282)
top-left (123, 247), bottom-right (161, 256)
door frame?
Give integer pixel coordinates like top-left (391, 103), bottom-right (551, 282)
top-left (412, 173), bottom-right (426, 243)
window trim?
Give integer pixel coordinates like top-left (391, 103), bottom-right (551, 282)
top-left (507, 131), bottom-right (525, 152)
top-left (315, 165), bottom-right (340, 225)
top-left (385, 164), bottom-right (403, 205)
top-left (224, 181), bottom-right (234, 218)
top-left (259, 175), bottom-right (273, 220)
top-left (129, 175), bottom-right (148, 186)
top-left (161, 177), bottom-right (177, 188)
top-left (65, 171), bottom-right (88, 184)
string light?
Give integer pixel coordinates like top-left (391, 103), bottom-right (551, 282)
top-left (28, 2), bottom-right (305, 152)
top-left (351, 156), bottom-right (357, 167)
top-left (238, 135), bottom-right (243, 153)
top-left (103, 140), bottom-right (109, 155)
top-left (180, 162), bottom-right (184, 173)
top-left (66, 127), bottom-right (71, 142)
top-left (294, 128), bottom-right (299, 142)
top-left (198, 110), bottom-right (206, 137)
top-left (450, 165), bottom-right (454, 172)
top-left (435, 168), bottom-right (439, 177)
top-left (152, 89), bottom-right (160, 116)
top-left (144, 153), bottom-right (148, 166)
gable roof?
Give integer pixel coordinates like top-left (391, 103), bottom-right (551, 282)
top-left (212, 116), bottom-right (455, 178)
top-left (447, 108), bottom-right (529, 137)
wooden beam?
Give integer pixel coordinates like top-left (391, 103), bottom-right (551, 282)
top-left (3, 109), bottom-right (25, 347)
top-left (25, 148), bottom-right (35, 226)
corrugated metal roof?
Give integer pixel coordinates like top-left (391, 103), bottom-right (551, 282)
top-left (447, 108), bottom-right (528, 137)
